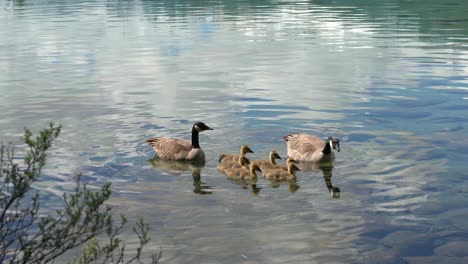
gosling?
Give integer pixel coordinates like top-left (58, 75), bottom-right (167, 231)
top-left (263, 163), bottom-right (300, 181)
top-left (263, 157), bottom-right (297, 171)
top-left (219, 145), bottom-right (254, 163)
top-left (224, 163), bottom-right (262, 180)
top-left (251, 150), bottom-right (282, 170)
top-left (217, 156), bottom-right (250, 172)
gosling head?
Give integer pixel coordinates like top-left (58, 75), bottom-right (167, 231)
top-left (218, 154), bottom-right (226, 162)
top-left (288, 163), bottom-right (301, 174)
top-left (239, 156), bottom-right (251, 166)
top-left (240, 145), bottom-right (254, 154)
top-left (193, 122), bottom-right (213, 133)
top-left (270, 150), bottom-right (282, 161)
top-left (327, 137), bottom-right (340, 152)
top-left (286, 157), bottom-right (297, 165)
top-left (250, 163), bottom-right (262, 174)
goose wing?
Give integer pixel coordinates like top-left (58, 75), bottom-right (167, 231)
top-left (284, 133), bottom-right (325, 153)
top-left (147, 138), bottom-right (192, 160)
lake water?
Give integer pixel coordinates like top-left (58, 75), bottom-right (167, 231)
top-left (1, 0), bottom-right (468, 263)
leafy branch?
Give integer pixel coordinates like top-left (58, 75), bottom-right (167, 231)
top-left (0, 124), bottom-right (160, 264)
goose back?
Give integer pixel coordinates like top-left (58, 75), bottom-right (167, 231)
top-left (147, 138), bottom-right (205, 161)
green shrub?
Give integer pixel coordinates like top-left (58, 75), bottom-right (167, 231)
top-left (0, 124), bottom-right (160, 264)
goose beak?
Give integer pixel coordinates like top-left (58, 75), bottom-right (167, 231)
top-left (247, 148), bottom-right (254, 153)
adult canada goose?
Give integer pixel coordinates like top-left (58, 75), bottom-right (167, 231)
top-left (251, 150), bottom-right (282, 170)
top-left (263, 163), bottom-right (301, 181)
top-left (283, 133), bottom-right (340, 163)
top-left (217, 156), bottom-right (250, 172)
top-left (224, 163), bottom-right (262, 180)
top-left (147, 122), bottom-right (213, 162)
top-left (219, 145), bottom-right (254, 163)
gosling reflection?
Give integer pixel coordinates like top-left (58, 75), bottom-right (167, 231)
top-left (297, 162), bottom-right (341, 198)
top-left (269, 180), bottom-right (300, 193)
top-left (226, 178), bottom-right (262, 195)
top-left (149, 157), bottom-right (213, 195)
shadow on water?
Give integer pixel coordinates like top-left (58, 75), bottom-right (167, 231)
top-left (148, 157), bottom-right (214, 195)
top-left (298, 162), bottom-right (341, 199)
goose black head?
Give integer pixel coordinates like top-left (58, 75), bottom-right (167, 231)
top-left (331, 138), bottom-right (340, 152)
top-left (327, 137), bottom-right (340, 152)
top-left (193, 122), bottom-right (213, 132)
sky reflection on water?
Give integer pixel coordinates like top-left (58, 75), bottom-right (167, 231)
top-left (1, 0), bottom-right (468, 263)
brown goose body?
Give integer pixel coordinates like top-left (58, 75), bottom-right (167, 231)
top-left (263, 163), bottom-right (300, 181)
top-left (224, 163), bottom-right (262, 180)
top-left (283, 134), bottom-right (340, 163)
top-left (147, 122), bottom-right (212, 162)
top-left (219, 145), bottom-right (254, 163)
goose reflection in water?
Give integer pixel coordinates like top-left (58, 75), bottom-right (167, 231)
top-left (297, 162), bottom-right (341, 198)
top-left (192, 170), bottom-right (213, 195)
top-left (148, 157), bottom-right (213, 195)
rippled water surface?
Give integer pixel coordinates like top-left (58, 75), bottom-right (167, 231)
top-left (1, 0), bottom-right (468, 263)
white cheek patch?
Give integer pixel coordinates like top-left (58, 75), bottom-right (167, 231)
top-left (329, 141), bottom-right (334, 149)
top-left (194, 125), bottom-right (202, 132)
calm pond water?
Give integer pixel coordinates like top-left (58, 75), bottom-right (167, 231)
top-left (1, 0), bottom-right (468, 263)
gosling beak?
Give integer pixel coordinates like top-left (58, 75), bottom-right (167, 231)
top-left (247, 148), bottom-right (254, 153)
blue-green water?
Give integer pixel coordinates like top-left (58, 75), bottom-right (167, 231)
top-left (1, 0), bottom-right (468, 263)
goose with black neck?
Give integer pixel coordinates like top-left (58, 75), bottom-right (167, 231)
top-left (147, 122), bottom-right (213, 162)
